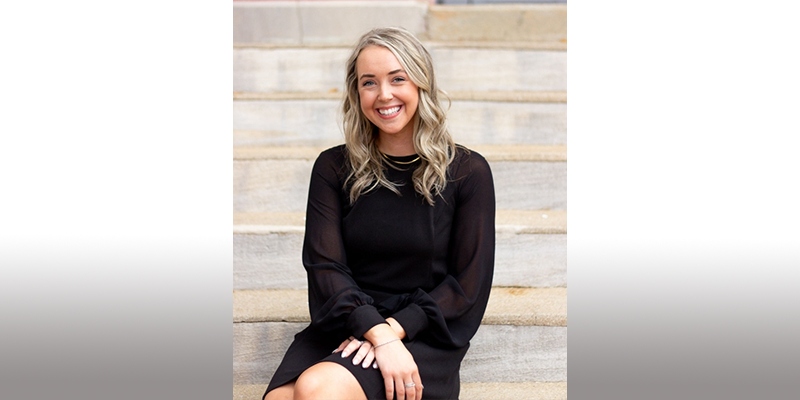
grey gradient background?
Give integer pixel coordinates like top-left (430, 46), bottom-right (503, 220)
top-left (1, 2), bottom-right (233, 399)
top-left (3, 1), bottom-right (800, 400)
top-left (567, 1), bottom-right (800, 398)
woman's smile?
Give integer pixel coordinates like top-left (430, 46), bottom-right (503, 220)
top-left (376, 105), bottom-right (402, 118)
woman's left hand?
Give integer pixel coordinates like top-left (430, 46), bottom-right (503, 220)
top-left (333, 336), bottom-right (378, 369)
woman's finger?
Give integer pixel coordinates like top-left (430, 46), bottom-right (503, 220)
top-left (403, 376), bottom-right (418, 400)
top-left (332, 338), bottom-right (351, 354)
top-left (362, 348), bottom-right (376, 369)
top-left (340, 338), bottom-right (363, 358)
top-left (352, 340), bottom-right (372, 366)
top-left (383, 377), bottom-right (394, 400)
top-left (394, 377), bottom-right (406, 400)
top-left (413, 371), bottom-right (424, 400)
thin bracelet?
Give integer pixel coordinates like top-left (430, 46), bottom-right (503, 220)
top-left (374, 338), bottom-right (401, 348)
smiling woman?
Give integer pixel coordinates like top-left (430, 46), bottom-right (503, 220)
top-left (262, 27), bottom-right (496, 400)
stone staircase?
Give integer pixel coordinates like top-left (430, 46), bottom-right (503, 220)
top-left (232, 1), bottom-right (567, 399)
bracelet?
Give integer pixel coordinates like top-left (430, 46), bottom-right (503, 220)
top-left (374, 338), bottom-right (401, 348)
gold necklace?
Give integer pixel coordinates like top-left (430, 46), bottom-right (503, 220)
top-left (380, 152), bottom-right (420, 165)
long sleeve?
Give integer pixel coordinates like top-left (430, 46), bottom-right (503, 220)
top-left (391, 150), bottom-right (496, 348)
top-left (302, 147), bottom-right (386, 338)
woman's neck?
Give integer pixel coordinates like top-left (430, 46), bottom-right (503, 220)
top-left (376, 135), bottom-right (416, 157)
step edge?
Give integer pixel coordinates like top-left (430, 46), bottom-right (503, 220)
top-left (234, 210), bottom-right (567, 234)
top-left (233, 144), bottom-right (567, 162)
top-left (233, 90), bottom-right (567, 103)
top-left (234, 287), bottom-right (567, 327)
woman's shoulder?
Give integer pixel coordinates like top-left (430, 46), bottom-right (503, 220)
top-left (314, 144), bottom-right (348, 168)
top-left (311, 144), bottom-right (349, 180)
top-left (451, 144), bottom-right (492, 178)
top-left (317, 144), bottom-right (347, 162)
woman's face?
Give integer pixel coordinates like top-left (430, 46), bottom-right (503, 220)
top-left (356, 45), bottom-right (420, 142)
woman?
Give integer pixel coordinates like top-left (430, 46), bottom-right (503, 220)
top-left (263, 27), bottom-right (495, 400)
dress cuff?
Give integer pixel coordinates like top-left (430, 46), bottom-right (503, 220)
top-left (347, 304), bottom-right (388, 339)
top-left (391, 303), bottom-right (428, 341)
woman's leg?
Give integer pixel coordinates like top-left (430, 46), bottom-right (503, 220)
top-left (294, 361), bottom-right (368, 400)
top-left (263, 382), bottom-right (295, 400)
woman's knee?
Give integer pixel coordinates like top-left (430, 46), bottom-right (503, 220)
top-left (294, 362), bottom-right (365, 400)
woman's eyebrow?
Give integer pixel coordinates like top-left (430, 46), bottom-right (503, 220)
top-left (359, 69), bottom-right (406, 80)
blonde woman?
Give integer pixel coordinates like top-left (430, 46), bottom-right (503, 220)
top-left (263, 27), bottom-right (495, 400)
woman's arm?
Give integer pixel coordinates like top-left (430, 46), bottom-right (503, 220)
top-left (389, 150), bottom-right (496, 347)
top-left (302, 148), bottom-right (387, 337)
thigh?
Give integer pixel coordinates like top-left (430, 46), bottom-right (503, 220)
top-left (263, 382), bottom-right (294, 400)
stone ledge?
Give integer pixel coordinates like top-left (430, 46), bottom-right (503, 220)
top-left (234, 40), bottom-right (567, 51)
top-left (233, 2), bottom-right (566, 48)
top-left (234, 210), bottom-right (566, 235)
top-left (234, 381), bottom-right (567, 400)
top-left (233, 287), bottom-right (567, 327)
top-left (429, 4), bottom-right (567, 45)
top-left (233, 1), bottom-right (427, 45)
top-left (234, 90), bottom-right (567, 103)
top-left (232, 144), bottom-right (567, 162)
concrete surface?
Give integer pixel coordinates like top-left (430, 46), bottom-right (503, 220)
top-left (232, 99), bottom-right (567, 146)
top-left (233, 47), bottom-right (566, 93)
top-left (234, 322), bottom-right (566, 384)
top-left (233, 210), bottom-right (566, 289)
top-left (233, 287), bottom-right (566, 326)
top-left (233, 159), bottom-right (567, 212)
top-left (234, 381), bottom-right (567, 400)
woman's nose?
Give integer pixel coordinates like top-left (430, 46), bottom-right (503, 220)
top-left (378, 85), bottom-right (393, 101)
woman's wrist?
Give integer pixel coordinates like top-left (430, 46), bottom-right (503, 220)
top-left (385, 317), bottom-right (407, 340)
top-left (373, 338), bottom-right (401, 348)
top-left (363, 322), bottom-right (399, 346)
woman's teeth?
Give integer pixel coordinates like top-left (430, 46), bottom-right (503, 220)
top-left (378, 106), bottom-right (400, 116)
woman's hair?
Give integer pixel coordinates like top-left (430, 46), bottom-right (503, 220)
top-left (342, 27), bottom-right (456, 206)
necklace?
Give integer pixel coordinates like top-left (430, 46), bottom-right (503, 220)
top-left (380, 152), bottom-right (420, 165)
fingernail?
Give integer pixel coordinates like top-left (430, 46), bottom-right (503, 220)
top-left (352, 358), bottom-right (360, 365)
top-left (341, 352), bottom-right (348, 358)
top-left (372, 362), bottom-right (377, 369)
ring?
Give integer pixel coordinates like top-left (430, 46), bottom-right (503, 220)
top-left (404, 382), bottom-right (416, 388)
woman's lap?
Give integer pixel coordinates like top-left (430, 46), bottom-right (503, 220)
top-left (264, 327), bottom-right (469, 400)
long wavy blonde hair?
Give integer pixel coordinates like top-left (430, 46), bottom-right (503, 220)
top-left (342, 27), bottom-right (456, 206)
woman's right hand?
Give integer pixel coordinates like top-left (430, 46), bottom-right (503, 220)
top-left (373, 339), bottom-right (424, 400)
top-left (333, 336), bottom-right (378, 369)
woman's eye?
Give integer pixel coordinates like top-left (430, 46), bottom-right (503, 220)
top-left (393, 77), bottom-right (406, 83)
top-left (361, 81), bottom-right (375, 87)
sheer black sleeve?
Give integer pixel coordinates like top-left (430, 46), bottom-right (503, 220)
top-left (390, 149), bottom-right (496, 347)
top-left (302, 147), bottom-right (387, 338)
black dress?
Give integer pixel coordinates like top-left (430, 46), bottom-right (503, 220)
top-left (264, 145), bottom-right (495, 400)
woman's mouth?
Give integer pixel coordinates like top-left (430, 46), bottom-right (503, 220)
top-left (377, 105), bottom-right (402, 118)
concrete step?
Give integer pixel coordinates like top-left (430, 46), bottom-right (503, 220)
top-left (232, 145), bottom-right (567, 162)
top-left (233, 46), bottom-right (566, 93)
top-left (233, 288), bottom-right (567, 385)
top-left (234, 382), bottom-right (567, 400)
top-left (233, 152), bottom-right (567, 213)
top-left (233, 2), bottom-right (566, 49)
top-left (232, 98), bottom-right (567, 147)
top-left (233, 210), bottom-right (566, 290)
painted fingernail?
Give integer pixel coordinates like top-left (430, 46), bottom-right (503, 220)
top-left (352, 358), bottom-right (360, 365)
top-left (341, 352), bottom-right (348, 358)
top-left (372, 362), bottom-right (377, 369)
